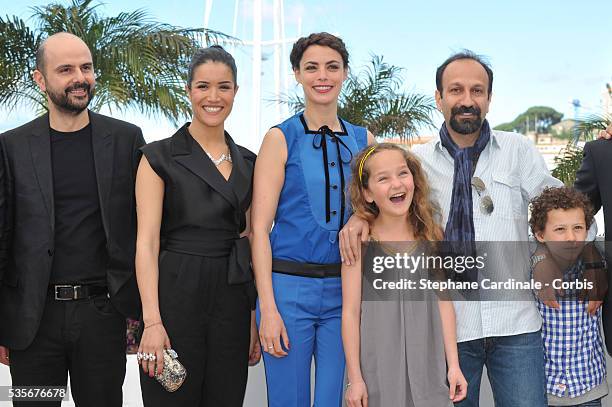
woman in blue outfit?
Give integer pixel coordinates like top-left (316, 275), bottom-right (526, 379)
top-left (251, 32), bottom-right (375, 406)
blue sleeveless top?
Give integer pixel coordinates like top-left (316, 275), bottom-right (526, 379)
top-left (270, 112), bottom-right (368, 264)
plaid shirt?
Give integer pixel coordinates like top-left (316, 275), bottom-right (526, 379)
top-left (535, 260), bottom-right (606, 398)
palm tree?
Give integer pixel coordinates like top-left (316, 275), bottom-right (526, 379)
top-left (551, 113), bottom-right (612, 185)
top-left (282, 55), bottom-right (436, 142)
top-left (0, 0), bottom-right (233, 124)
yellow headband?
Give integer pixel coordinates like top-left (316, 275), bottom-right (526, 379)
top-left (358, 146), bottom-right (377, 185)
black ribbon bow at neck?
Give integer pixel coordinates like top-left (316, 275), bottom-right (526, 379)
top-left (312, 125), bottom-right (353, 227)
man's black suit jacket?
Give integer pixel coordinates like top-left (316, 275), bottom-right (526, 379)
top-left (575, 139), bottom-right (612, 353)
top-left (0, 111), bottom-right (145, 350)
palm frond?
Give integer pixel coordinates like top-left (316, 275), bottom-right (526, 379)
top-left (2, 0), bottom-right (236, 122)
top-left (0, 16), bottom-right (45, 111)
top-left (573, 114), bottom-right (612, 143)
top-left (271, 90), bottom-right (304, 113)
top-left (339, 55), bottom-right (435, 141)
top-left (552, 114), bottom-right (611, 184)
top-left (552, 144), bottom-right (583, 186)
top-left (371, 93), bottom-right (436, 140)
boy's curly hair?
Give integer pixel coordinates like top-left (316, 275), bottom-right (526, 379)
top-left (529, 186), bottom-right (594, 234)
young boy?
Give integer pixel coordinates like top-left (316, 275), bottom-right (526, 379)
top-left (529, 186), bottom-right (608, 407)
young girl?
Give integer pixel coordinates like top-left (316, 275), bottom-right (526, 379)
top-left (342, 143), bottom-right (467, 407)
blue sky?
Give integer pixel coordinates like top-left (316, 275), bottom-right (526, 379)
top-left (2, 0), bottom-right (611, 149)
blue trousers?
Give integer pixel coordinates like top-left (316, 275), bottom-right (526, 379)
top-left (256, 273), bottom-right (345, 407)
top-left (454, 330), bottom-right (547, 407)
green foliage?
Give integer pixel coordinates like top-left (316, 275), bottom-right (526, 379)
top-left (0, 0), bottom-right (233, 123)
top-left (282, 55), bottom-right (436, 142)
top-left (552, 145), bottom-right (584, 186)
top-left (493, 106), bottom-right (563, 134)
top-left (0, 16), bottom-right (45, 113)
top-left (551, 114), bottom-right (611, 185)
top-left (573, 114), bottom-right (611, 141)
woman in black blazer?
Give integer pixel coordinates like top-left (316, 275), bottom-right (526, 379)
top-left (135, 46), bottom-right (260, 406)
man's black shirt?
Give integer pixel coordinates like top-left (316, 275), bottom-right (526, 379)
top-left (49, 123), bottom-right (107, 284)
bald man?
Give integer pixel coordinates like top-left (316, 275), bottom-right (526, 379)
top-left (0, 33), bottom-right (144, 406)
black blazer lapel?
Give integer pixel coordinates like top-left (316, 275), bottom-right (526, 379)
top-left (28, 114), bottom-right (54, 230)
top-left (226, 133), bottom-right (251, 210)
top-left (90, 111), bottom-right (114, 237)
top-left (171, 125), bottom-right (239, 209)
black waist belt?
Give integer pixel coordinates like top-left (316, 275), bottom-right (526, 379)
top-left (272, 259), bottom-right (341, 278)
top-left (48, 284), bottom-right (108, 301)
top-left (163, 236), bottom-right (253, 285)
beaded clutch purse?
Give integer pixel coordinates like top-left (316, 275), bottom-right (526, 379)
top-left (155, 349), bottom-right (187, 392)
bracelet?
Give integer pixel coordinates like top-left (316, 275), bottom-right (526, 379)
top-left (346, 382), bottom-right (352, 389)
top-left (530, 254), bottom-right (546, 268)
top-left (144, 321), bottom-right (162, 330)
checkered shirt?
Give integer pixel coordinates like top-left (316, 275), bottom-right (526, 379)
top-left (536, 261), bottom-right (606, 398)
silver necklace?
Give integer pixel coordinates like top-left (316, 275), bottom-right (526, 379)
top-left (204, 148), bottom-right (232, 166)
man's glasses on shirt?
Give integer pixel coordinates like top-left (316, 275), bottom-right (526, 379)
top-left (471, 176), bottom-right (494, 215)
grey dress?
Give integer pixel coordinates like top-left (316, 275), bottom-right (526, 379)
top-left (359, 242), bottom-right (453, 407)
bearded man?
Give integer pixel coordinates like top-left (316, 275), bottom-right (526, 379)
top-left (0, 32), bottom-right (144, 406)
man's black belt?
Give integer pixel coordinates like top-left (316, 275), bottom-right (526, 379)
top-left (48, 284), bottom-right (108, 301)
top-left (272, 259), bottom-right (341, 278)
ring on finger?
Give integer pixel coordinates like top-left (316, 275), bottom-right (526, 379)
top-left (137, 351), bottom-right (148, 362)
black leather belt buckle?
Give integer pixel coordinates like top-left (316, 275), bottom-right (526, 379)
top-left (54, 284), bottom-right (82, 300)
top-left (50, 284), bottom-right (107, 300)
